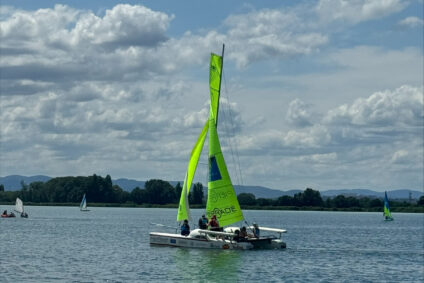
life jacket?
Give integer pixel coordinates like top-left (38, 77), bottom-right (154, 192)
top-left (181, 224), bottom-right (190, 235)
top-left (210, 219), bottom-right (218, 227)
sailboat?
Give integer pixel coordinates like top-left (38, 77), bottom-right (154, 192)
top-left (383, 191), bottom-right (393, 221)
top-left (14, 197), bottom-right (28, 218)
top-left (149, 45), bottom-right (287, 250)
top-left (80, 193), bottom-right (90, 212)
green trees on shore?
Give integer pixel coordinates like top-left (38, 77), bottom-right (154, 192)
top-left (0, 175), bottom-right (422, 212)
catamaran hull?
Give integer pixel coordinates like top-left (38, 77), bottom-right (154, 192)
top-left (149, 232), bottom-right (253, 250)
top-left (247, 238), bottom-right (286, 249)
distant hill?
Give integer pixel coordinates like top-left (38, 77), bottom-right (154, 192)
top-left (1, 175), bottom-right (422, 200)
top-left (0, 175), bottom-right (52, 190)
top-left (233, 185), bottom-right (301, 198)
top-left (320, 189), bottom-right (423, 199)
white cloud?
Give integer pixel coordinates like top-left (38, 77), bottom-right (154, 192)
top-left (223, 9), bottom-right (328, 68)
top-left (0, 3), bottom-right (422, 191)
top-left (324, 85), bottom-right (423, 127)
top-left (398, 16), bottom-right (424, 28)
top-left (316, 0), bottom-right (406, 24)
top-left (286, 99), bottom-right (313, 127)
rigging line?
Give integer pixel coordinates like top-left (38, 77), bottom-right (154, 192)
top-left (222, 68), bottom-right (244, 187)
top-left (219, 73), bottom-right (240, 186)
top-left (220, 93), bottom-right (240, 186)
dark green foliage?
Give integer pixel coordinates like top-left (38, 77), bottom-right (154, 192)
top-left (175, 182), bottom-right (182, 200)
top-left (130, 187), bottom-right (146, 204)
top-left (0, 178), bottom-right (422, 212)
top-left (237, 193), bottom-right (256, 205)
top-left (144, 179), bottom-right (176, 204)
top-left (189, 183), bottom-right (204, 204)
top-left (277, 195), bottom-right (294, 206)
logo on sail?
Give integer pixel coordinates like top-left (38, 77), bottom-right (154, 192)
top-left (209, 156), bottom-right (222, 181)
top-left (207, 206), bottom-right (237, 219)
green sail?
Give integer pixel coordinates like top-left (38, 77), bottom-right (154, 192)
top-left (206, 114), bottom-right (243, 227)
top-left (209, 53), bottom-right (222, 126)
top-left (177, 120), bottom-right (209, 222)
top-left (206, 52), bottom-right (243, 227)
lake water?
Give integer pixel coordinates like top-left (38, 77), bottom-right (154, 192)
top-left (0, 206), bottom-right (423, 282)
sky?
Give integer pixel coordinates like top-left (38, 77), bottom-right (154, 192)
top-left (0, 0), bottom-right (423, 192)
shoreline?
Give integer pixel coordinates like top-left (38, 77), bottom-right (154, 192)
top-left (1, 202), bottom-right (422, 213)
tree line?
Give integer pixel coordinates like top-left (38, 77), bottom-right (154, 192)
top-left (0, 175), bottom-right (423, 211)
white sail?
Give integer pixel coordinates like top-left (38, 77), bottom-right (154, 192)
top-left (80, 194), bottom-right (88, 211)
top-left (15, 197), bottom-right (24, 213)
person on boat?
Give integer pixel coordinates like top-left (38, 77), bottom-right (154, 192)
top-left (21, 212), bottom-right (28, 218)
top-left (198, 214), bottom-right (208, 229)
top-left (181, 219), bottom-right (190, 236)
top-left (208, 214), bottom-right (220, 231)
top-left (239, 226), bottom-right (248, 239)
top-left (233, 229), bottom-right (241, 242)
top-left (2, 210), bottom-right (7, 216)
top-left (252, 223), bottom-right (260, 238)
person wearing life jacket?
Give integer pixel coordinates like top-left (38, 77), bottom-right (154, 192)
top-left (198, 214), bottom-right (208, 229)
top-left (181, 219), bottom-right (190, 236)
top-left (208, 214), bottom-right (220, 231)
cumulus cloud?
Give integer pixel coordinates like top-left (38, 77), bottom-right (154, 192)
top-left (398, 16), bottom-right (424, 28)
top-left (286, 99), bottom-right (313, 127)
top-left (316, 0), bottom-right (406, 24)
top-left (324, 85), bottom-right (423, 127)
top-left (0, 3), bottom-right (422, 190)
top-left (223, 9), bottom-right (328, 68)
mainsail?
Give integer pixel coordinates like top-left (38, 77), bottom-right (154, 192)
top-left (206, 50), bottom-right (244, 227)
top-left (15, 197), bottom-right (24, 214)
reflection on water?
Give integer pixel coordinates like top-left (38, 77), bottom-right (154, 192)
top-left (172, 248), bottom-right (241, 281)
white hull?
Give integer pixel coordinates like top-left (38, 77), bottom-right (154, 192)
top-left (224, 227), bottom-right (287, 249)
top-left (150, 229), bottom-right (253, 250)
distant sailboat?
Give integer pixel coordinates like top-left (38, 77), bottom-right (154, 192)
top-left (80, 194), bottom-right (90, 212)
top-left (15, 197), bottom-right (28, 218)
top-left (383, 191), bottom-right (393, 221)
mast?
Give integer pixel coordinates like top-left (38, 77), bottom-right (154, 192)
top-left (215, 44), bottom-right (225, 127)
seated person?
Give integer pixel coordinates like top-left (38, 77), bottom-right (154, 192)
top-left (239, 226), bottom-right (248, 239)
top-left (252, 223), bottom-right (260, 238)
top-left (181, 219), bottom-right (190, 236)
top-left (207, 215), bottom-right (220, 231)
top-left (198, 214), bottom-right (208, 229)
top-left (233, 229), bottom-right (241, 242)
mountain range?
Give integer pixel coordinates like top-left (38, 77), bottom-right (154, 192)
top-left (1, 175), bottom-right (422, 200)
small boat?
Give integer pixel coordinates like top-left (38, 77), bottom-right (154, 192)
top-left (1, 210), bottom-right (16, 218)
top-left (80, 193), bottom-right (90, 212)
top-left (14, 197), bottom-right (28, 218)
top-left (383, 191), bottom-right (394, 221)
top-left (150, 45), bottom-right (287, 250)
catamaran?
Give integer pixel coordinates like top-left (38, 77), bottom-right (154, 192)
top-left (149, 45), bottom-right (287, 250)
top-left (80, 194), bottom-right (90, 212)
top-left (14, 197), bottom-right (28, 218)
top-left (383, 191), bottom-right (393, 221)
